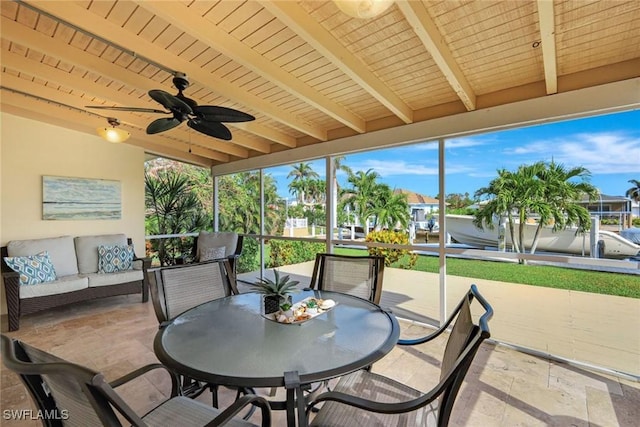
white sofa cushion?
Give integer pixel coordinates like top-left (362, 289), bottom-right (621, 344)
top-left (74, 234), bottom-right (128, 274)
top-left (84, 269), bottom-right (144, 287)
top-left (196, 231), bottom-right (237, 261)
top-left (8, 236), bottom-right (78, 277)
top-left (19, 275), bottom-right (89, 299)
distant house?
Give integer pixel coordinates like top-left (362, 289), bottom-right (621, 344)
top-left (577, 193), bottom-right (634, 226)
top-left (394, 189), bottom-right (444, 221)
top-left (578, 194), bottom-right (632, 216)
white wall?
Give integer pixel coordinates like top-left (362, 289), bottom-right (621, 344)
top-left (0, 112), bottom-right (146, 315)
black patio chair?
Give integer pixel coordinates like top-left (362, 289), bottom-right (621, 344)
top-left (150, 259), bottom-right (239, 325)
top-left (306, 253), bottom-right (386, 400)
top-left (191, 231), bottom-right (244, 281)
top-left (307, 284), bottom-right (493, 427)
top-left (150, 259), bottom-right (254, 416)
top-left (0, 334), bottom-right (271, 427)
top-left (309, 253), bottom-right (385, 304)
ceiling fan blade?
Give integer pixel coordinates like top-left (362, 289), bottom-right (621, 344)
top-left (193, 105), bottom-right (255, 123)
top-left (148, 90), bottom-right (192, 115)
top-left (188, 119), bottom-right (232, 140)
top-left (85, 105), bottom-right (168, 114)
top-left (146, 117), bottom-right (182, 134)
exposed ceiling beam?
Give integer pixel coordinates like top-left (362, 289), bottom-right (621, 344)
top-left (231, 122), bottom-right (296, 148)
top-left (2, 18), bottom-right (271, 157)
top-left (260, 0), bottom-right (413, 125)
top-left (396, 0), bottom-right (476, 111)
top-left (140, 143), bottom-right (216, 169)
top-left (1, 17), bottom-right (158, 94)
top-left (138, 1), bottom-right (366, 134)
top-left (0, 89), bottom-right (222, 166)
top-left (1, 53), bottom-right (254, 160)
top-left (21, 0), bottom-right (326, 142)
top-left (1, 20), bottom-right (270, 155)
top-left (537, 0), bottom-right (558, 94)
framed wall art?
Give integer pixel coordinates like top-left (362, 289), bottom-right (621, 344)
top-left (42, 176), bottom-right (121, 220)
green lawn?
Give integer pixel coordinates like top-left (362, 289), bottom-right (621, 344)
top-left (334, 248), bottom-right (640, 299)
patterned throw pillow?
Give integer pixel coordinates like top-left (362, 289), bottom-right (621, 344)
top-left (200, 246), bottom-right (226, 261)
top-left (98, 245), bottom-right (134, 273)
top-left (4, 251), bottom-right (57, 285)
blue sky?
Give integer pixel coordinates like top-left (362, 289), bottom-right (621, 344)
top-left (269, 109), bottom-right (639, 199)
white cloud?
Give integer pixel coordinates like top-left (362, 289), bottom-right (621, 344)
top-left (446, 137), bottom-right (491, 149)
top-left (349, 159), bottom-right (476, 177)
top-left (350, 160), bottom-right (438, 176)
top-left (503, 132), bottom-right (640, 174)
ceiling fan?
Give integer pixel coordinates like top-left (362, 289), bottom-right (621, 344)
top-left (86, 72), bottom-right (254, 141)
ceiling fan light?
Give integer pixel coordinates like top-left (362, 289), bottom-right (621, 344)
top-left (334, 0), bottom-right (394, 19)
top-left (96, 118), bottom-right (131, 143)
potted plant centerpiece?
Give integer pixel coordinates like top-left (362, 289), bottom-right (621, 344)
top-left (252, 269), bottom-right (299, 315)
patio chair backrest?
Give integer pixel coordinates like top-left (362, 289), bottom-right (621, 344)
top-left (151, 259), bottom-right (237, 323)
top-left (309, 253), bottom-right (385, 304)
top-left (0, 334), bottom-right (138, 427)
top-left (307, 285), bottom-right (492, 426)
top-left (436, 287), bottom-right (491, 425)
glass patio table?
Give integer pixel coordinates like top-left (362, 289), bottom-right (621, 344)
top-left (153, 289), bottom-right (400, 427)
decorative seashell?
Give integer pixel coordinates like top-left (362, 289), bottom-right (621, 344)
top-left (320, 299), bottom-right (336, 309)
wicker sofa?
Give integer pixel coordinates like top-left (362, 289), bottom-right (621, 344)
top-left (1, 234), bottom-right (150, 331)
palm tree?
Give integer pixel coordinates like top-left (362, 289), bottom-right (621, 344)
top-left (145, 169), bottom-right (208, 265)
top-left (530, 161), bottom-right (598, 253)
top-left (474, 164), bottom-right (540, 254)
top-left (371, 185), bottom-right (410, 231)
top-left (218, 172), bottom-right (280, 235)
top-left (303, 178), bottom-right (326, 205)
top-left (332, 156), bottom-right (352, 189)
top-left (288, 179), bottom-right (306, 206)
top-left (287, 162), bottom-right (319, 204)
top-left (341, 169), bottom-right (380, 234)
top-left (626, 179), bottom-right (640, 201)
top-left (474, 161), bottom-right (598, 260)
top-left (331, 156), bottom-right (352, 227)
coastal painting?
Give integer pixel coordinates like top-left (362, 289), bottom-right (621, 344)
top-left (43, 176), bottom-right (121, 220)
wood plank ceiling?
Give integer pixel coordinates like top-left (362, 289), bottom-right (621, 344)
top-left (1, 0), bottom-right (639, 168)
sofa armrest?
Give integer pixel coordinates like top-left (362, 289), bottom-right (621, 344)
top-left (134, 256), bottom-right (152, 303)
top-left (2, 271), bottom-right (21, 331)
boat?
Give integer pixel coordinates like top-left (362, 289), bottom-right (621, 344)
top-left (620, 227), bottom-right (640, 244)
top-left (445, 214), bottom-right (640, 259)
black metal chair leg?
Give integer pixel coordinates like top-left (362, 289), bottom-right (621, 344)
top-left (211, 384), bottom-right (220, 408)
top-left (238, 387), bottom-right (257, 420)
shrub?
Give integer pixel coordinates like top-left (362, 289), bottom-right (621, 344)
top-left (366, 230), bottom-right (417, 269)
top-left (600, 218), bottom-right (620, 225)
top-left (267, 240), bottom-right (325, 268)
top-left (237, 238), bottom-right (260, 274)
top-left (633, 218), bottom-right (640, 227)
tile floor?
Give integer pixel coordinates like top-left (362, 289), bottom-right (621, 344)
top-left (1, 294), bottom-right (639, 426)
top-left (240, 264), bottom-right (640, 377)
